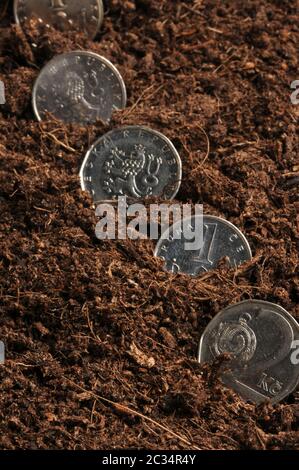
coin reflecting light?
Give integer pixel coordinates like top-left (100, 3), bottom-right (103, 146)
top-left (32, 51), bottom-right (127, 124)
top-left (198, 300), bottom-right (299, 404)
top-left (14, 0), bottom-right (104, 39)
top-left (80, 126), bottom-right (182, 202)
top-left (155, 215), bottom-right (252, 276)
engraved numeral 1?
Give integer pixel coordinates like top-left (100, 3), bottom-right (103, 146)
top-left (80, 9), bottom-right (88, 33)
top-left (192, 223), bottom-right (217, 266)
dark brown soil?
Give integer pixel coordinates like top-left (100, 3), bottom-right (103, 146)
top-left (0, 0), bottom-right (298, 450)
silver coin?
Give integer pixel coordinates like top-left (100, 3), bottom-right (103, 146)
top-left (198, 300), bottom-right (299, 404)
top-left (32, 51), bottom-right (126, 124)
top-left (80, 126), bottom-right (182, 201)
top-left (14, 0), bottom-right (104, 39)
top-left (155, 215), bottom-right (252, 275)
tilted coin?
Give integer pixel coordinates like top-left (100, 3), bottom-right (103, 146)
top-left (198, 300), bottom-right (299, 404)
top-left (154, 215), bottom-right (252, 275)
top-left (32, 51), bottom-right (127, 124)
top-left (80, 126), bottom-right (182, 202)
top-left (14, 0), bottom-right (104, 39)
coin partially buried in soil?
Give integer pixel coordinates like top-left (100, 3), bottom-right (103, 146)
top-left (32, 51), bottom-right (127, 124)
top-left (155, 215), bottom-right (252, 275)
top-left (80, 126), bottom-right (182, 202)
top-left (198, 300), bottom-right (299, 404)
top-left (14, 0), bottom-right (104, 39)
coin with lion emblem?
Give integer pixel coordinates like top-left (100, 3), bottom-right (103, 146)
top-left (80, 126), bottom-right (182, 202)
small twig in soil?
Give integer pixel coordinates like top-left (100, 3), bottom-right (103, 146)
top-left (10, 361), bottom-right (37, 368)
top-left (82, 302), bottom-right (101, 345)
top-left (65, 378), bottom-right (201, 450)
top-left (207, 27), bottom-right (224, 34)
top-left (0, 0), bottom-right (9, 21)
top-left (33, 206), bottom-right (53, 213)
top-left (44, 131), bottom-right (76, 153)
top-left (213, 48), bottom-right (237, 74)
top-left (191, 125), bottom-right (210, 173)
top-left (190, 419), bottom-right (239, 448)
top-left (38, 124), bottom-right (76, 153)
top-left (90, 399), bottom-right (97, 424)
top-left (144, 335), bottom-right (188, 356)
top-left (182, 4), bottom-right (204, 17)
top-left (122, 84), bottom-right (164, 119)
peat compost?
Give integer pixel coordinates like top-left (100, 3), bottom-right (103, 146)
top-left (0, 0), bottom-right (298, 450)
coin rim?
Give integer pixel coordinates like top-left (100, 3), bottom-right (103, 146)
top-left (14, 0), bottom-right (104, 38)
top-left (154, 214), bottom-right (253, 263)
top-left (79, 125), bottom-right (183, 201)
top-left (32, 50), bottom-right (127, 123)
top-left (96, 0), bottom-right (104, 33)
top-left (198, 299), bottom-right (299, 404)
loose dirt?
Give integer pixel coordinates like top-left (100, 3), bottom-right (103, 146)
top-left (0, 0), bottom-right (298, 450)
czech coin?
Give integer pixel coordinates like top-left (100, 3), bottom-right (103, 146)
top-left (80, 126), bottom-right (182, 201)
top-left (155, 215), bottom-right (252, 275)
top-left (198, 300), bottom-right (299, 404)
top-left (32, 51), bottom-right (127, 124)
top-left (14, 0), bottom-right (104, 39)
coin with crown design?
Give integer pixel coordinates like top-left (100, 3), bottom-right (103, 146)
top-left (32, 51), bottom-right (127, 124)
